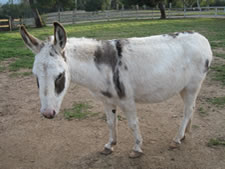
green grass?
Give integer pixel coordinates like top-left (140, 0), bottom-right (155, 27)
top-left (63, 102), bottom-right (98, 120)
top-left (198, 107), bottom-right (209, 117)
top-left (207, 97), bottom-right (225, 107)
top-left (0, 65), bottom-right (5, 72)
top-left (208, 137), bottom-right (225, 147)
top-left (211, 65), bottom-right (225, 85)
top-left (1, 18), bottom-right (225, 82)
top-left (214, 53), bottom-right (225, 59)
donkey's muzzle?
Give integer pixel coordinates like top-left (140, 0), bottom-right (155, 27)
top-left (42, 110), bottom-right (56, 119)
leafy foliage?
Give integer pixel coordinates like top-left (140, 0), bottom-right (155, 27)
top-left (0, 3), bottom-right (32, 18)
top-left (84, 0), bottom-right (103, 11)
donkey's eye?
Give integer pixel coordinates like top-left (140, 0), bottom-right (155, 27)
top-left (55, 72), bottom-right (65, 94)
top-left (36, 78), bottom-right (39, 88)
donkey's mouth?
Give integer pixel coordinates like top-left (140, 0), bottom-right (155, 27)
top-left (42, 110), bottom-right (56, 119)
top-left (43, 115), bottom-right (55, 119)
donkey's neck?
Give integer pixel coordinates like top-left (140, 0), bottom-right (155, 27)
top-left (65, 38), bottom-right (103, 91)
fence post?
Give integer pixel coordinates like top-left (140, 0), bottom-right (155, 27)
top-left (105, 10), bottom-right (110, 21)
top-left (152, 8), bottom-right (154, 19)
top-left (136, 5), bottom-right (139, 20)
top-left (19, 17), bottom-right (22, 26)
top-left (8, 16), bottom-right (12, 31)
top-left (58, 9), bottom-right (61, 22)
top-left (121, 4), bottom-right (124, 19)
top-left (72, 9), bottom-right (76, 24)
top-left (184, 7), bottom-right (186, 17)
top-left (167, 8), bottom-right (170, 18)
top-left (116, 3), bottom-right (119, 10)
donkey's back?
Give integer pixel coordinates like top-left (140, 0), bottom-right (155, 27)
top-left (120, 32), bottom-right (212, 103)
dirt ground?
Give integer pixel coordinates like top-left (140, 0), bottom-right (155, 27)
top-left (0, 57), bottom-right (225, 169)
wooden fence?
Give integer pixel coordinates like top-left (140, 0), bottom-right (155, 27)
top-left (0, 18), bottom-right (21, 31)
top-left (43, 7), bottom-right (225, 25)
top-left (3, 6), bottom-right (225, 29)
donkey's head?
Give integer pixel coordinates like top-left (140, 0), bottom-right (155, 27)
top-left (20, 22), bottom-right (71, 119)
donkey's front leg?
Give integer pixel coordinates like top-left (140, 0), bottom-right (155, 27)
top-left (101, 103), bottom-right (117, 155)
top-left (120, 101), bottom-right (143, 158)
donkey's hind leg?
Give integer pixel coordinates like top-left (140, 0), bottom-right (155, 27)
top-left (173, 81), bottom-right (203, 144)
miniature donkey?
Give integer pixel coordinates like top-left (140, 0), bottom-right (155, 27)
top-left (20, 22), bottom-right (212, 158)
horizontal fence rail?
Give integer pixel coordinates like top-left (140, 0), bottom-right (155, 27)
top-left (0, 18), bottom-right (21, 31)
top-left (0, 19), bottom-right (10, 31)
top-left (13, 7), bottom-right (225, 28)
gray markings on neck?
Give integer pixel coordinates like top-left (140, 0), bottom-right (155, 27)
top-left (94, 40), bottom-right (126, 99)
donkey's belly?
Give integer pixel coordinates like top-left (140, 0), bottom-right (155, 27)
top-left (132, 72), bottom-right (187, 104)
top-left (134, 86), bottom-right (182, 103)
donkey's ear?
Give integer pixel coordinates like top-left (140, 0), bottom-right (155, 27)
top-left (20, 25), bottom-right (44, 54)
top-left (53, 22), bottom-right (67, 50)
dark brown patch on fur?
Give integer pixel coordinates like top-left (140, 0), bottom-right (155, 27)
top-left (36, 78), bottom-right (39, 88)
top-left (50, 52), bottom-right (54, 56)
top-left (55, 71), bottom-right (65, 95)
top-left (204, 59), bottom-right (209, 73)
top-left (136, 139), bottom-right (141, 145)
top-left (47, 36), bottom-right (52, 41)
top-left (118, 60), bottom-right (122, 66)
top-left (168, 32), bottom-right (179, 38)
top-left (115, 40), bottom-right (122, 58)
top-left (113, 69), bottom-right (125, 99)
top-left (94, 41), bottom-right (117, 71)
top-left (101, 91), bottom-right (112, 98)
top-left (124, 65), bottom-right (128, 70)
top-left (112, 109), bottom-right (116, 114)
top-left (62, 51), bottom-right (66, 62)
top-left (166, 31), bottom-right (195, 39)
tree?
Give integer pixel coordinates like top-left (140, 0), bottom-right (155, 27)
top-left (0, 3), bottom-right (31, 19)
top-left (111, 0), bottom-right (122, 9)
top-left (84, 0), bottom-right (102, 11)
top-left (28, 0), bottom-right (43, 28)
top-left (21, 0), bottom-right (75, 27)
top-left (158, 1), bottom-right (166, 19)
top-left (121, 0), bottom-right (167, 19)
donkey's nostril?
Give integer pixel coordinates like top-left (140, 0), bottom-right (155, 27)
top-left (42, 110), bottom-right (56, 119)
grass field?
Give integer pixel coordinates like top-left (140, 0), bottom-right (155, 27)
top-left (0, 18), bottom-right (225, 82)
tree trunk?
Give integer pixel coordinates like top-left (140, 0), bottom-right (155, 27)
top-left (158, 2), bottom-right (166, 19)
top-left (196, 0), bottom-right (201, 10)
top-left (29, 0), bottom-right (43, 28)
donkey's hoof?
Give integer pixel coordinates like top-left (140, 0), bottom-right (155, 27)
top-left (100, 147), bottom-right (113, 155)
top-left (181, 135), bottom-right (186, 141)
top-left (129, 151), bottom-right (143, 159)
top-left (169, 141), bottom-right (180, 150)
